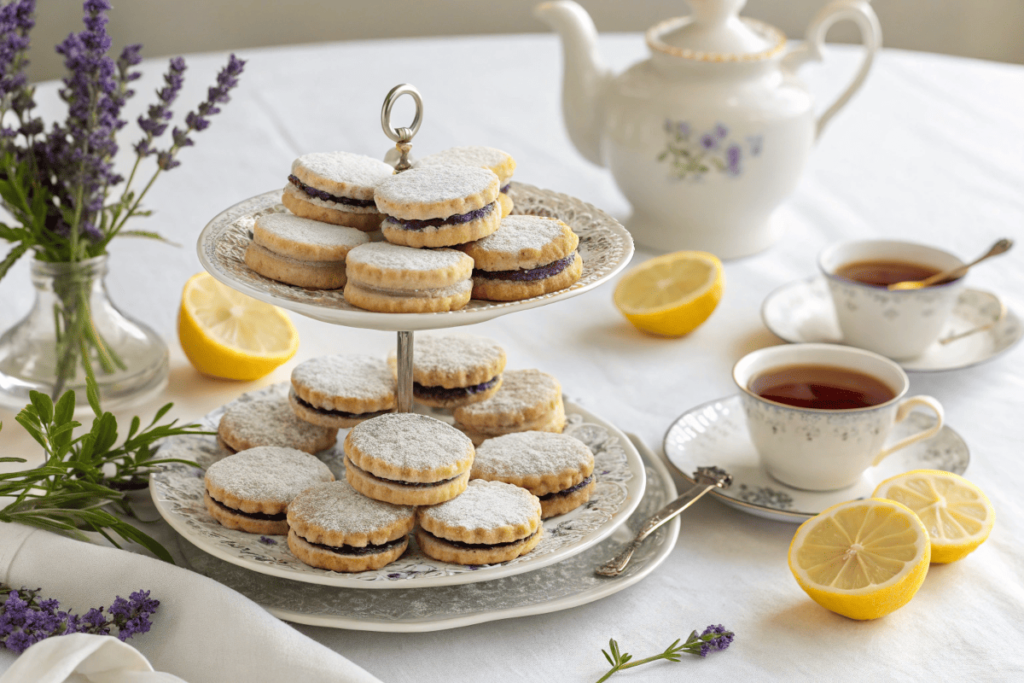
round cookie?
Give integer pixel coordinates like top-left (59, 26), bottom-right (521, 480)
top-left (452, 369), bottom-right (564, 441)
top-left (416, 480), bottom-right (543, 565)
top-left (457, 401), bottom-right (567, 446)
top-left (471, 431), bottom-right (596, 518)
top-left (204, 446), bottom-right (334, 535)
top-left (244, 213), bottom-right (370, 289)
top-left (290, 355), bottom-right (395, 429)
top-left (344, 413), bottom-right (475, 506)
top-left (461, 215), bottom-right (583, 301)
top-left (343, 242), bottom-right (474, 313)
top-left (374, 165), bottom-right (501, 248)
top-left (416, 146), bottom-right (516, 217)
top-left (286, 480), bottom-right (415, 572)
top-left (284, 151), bottom-right (394, 231)
top-left (218, 389), bottom-right (339, 455)
top-left (386, 334), bottom-right (506, 409)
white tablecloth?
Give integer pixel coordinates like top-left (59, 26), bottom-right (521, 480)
top-left (1, 32), bottom-right (1023, 682)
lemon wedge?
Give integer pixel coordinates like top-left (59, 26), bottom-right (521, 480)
top-left (613, 251), bottom-right (723, 337)
top-left (872, 470), bottom-right (994, 564)
top-left (178, 272), bottom-right (298, 380)
top-left (788, 498), bottom-right (930, 620)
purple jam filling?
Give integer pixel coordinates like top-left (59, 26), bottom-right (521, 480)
top-left (346, 457), bottom-right (462, 489)
top-left (500, 183), bottom-right (511, 194)
top-left (303, 534), bottom-right (407, 557)
top-left (475, 251), bottom-right (577, 282)
top-left (388, 201), bottom-right (495, 231)
top-left (539, 475), bottom-right (593, 501)
top-left (208, 494), bottom-right (286, 521)
top-left (423, 528), bottom-right (538, 551)
top-left (294, 395), bottom-right (389, 420)
top-left (287, 174), bottom-right (377, 208)
top-left (413, 376), bottom-right (500, 400)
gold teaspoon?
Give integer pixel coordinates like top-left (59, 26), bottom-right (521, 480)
top-left (888, 238), bottom-right (1014, 290)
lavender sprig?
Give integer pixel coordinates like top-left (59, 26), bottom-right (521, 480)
top-left (0, 585), bottom-right (159, 654)
top-left (595, 625), bottom-right (734, 681)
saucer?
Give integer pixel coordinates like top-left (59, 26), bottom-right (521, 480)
top-left (761, 276), bottom-right (1023, 372)
top-left (662, 394), bottom-right (970, 523)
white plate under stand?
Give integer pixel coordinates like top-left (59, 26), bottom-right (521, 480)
top-left (662, 394), bottom-right (970, 523)
top-left (761, 276), bottom-right (1023, 372)
top-left (196, 184), bottom-right (634, 332)
top-left (173, 434), bottom-right (676, 632)
top-left (151, 392), bottom-right (646, 589)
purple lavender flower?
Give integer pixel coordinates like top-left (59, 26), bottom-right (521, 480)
top-left (258, 536), bottom-right (277, 545)
top-left (676, 121), bottom-right (691, 138)
top-left (135, 56), bottom-right (186, 156)
top-left (714, 123), bottom-right (729, 138)
top-left (725, 144), bottom-right (742, 176)
top-left (676, 624), bottom-right (734, 658)
top-left (700, 133), bottom-right (718, 151)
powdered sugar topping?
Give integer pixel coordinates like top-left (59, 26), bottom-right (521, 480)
top-left (219, 391), bottom-right (335, 448)
top-left (374, 166), bottom-right (497, 208)
top-left (474, 432), bottom-right (594, 478)
top-left (291, 355), bottom-right (394, 400)
top-left (205, 446), bottom-right (333, 503)
top-left (287, 479), bottom-right (414, 535)
top-left (255, 213), bottom-right (370, 249)
top-left (416, 146), bottom-right (514, 182)
top-left (346, 242), bottom-right (472, 273)
top-left (293, 151), bottom-right (394, 189)
top-left (348, 413), bottom-right (473, 470)
top-left (387, 334), bottom-right (504, 376)
top-left (455, 369), bottom-right (560, 418)
top-left (421, 480), bottom-right (539, 531)
top-left (470, 215), bottom-right (571, 255)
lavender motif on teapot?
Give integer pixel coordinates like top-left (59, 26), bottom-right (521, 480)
top-left (658, 120), bottom-right (763, 180)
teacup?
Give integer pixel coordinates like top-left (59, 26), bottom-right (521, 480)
top-left (818, 240), bottom-right (965, 359)
top-left (733, 343), bottom-right (944, 491)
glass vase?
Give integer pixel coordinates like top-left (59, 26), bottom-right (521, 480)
top-left (0, 255), bottom-right (168, 409)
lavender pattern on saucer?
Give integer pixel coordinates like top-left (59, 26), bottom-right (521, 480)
top-left (151, 385), bottom-right (633, 584)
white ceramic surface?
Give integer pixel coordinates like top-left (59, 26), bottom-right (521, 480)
top-left (535, 0), bottom-right (880, 257)
top-left (761, 276), bottom-right (1023, 372)
top-left (196, 184), bottom-right (633, 332)
top-left (150, 389), bottom-right (646, 589)
top-left (819, 240), bottom-right (967, 359)
top-left (175, 434), bottom-right (678, 632)
top-left (663, 394), bottom-right (969, 522)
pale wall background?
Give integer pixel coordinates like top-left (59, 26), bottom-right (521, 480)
top-left (26, 0), bottom-right (1024, 83)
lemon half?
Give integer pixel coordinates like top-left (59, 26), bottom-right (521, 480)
top-left (873, 470), bottom-right (994, 564)
top-left (613, 251), bottom-right (723, 337)
top-left (788, 498), bottom-right (930, 620)
top-left (178, 272), bottom-right (298, 380)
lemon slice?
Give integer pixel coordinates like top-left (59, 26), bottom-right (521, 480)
top-left (872, 470), bottom-right (994, 564)
top-left (613, 251), bottom-right (723, 337)
top-left (788, 498), bottom-right (930, 620)
top-left (178, 273), bottom-right (298, 380)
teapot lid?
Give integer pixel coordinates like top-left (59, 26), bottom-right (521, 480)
top-left (647, 0), bottom-right (786, 61)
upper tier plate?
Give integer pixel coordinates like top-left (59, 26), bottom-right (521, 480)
top-left (196, 184), bottom-right (634, 331)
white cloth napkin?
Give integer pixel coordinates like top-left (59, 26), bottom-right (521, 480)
top-left (0, 633), bottom-right (185, 683)
top-left (0, 524), bottom-right (381, 683)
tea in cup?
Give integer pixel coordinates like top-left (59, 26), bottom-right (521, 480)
top-left (733, 343), bottom-right (944, 491)
top-left (818, 240), bottom-right (965, 359)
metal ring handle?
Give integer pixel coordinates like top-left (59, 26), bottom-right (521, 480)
top-left (381, 84), bottom-right (423, 143)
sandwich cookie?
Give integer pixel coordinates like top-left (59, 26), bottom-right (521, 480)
top-left (416, 480), bottom-right (543, 565)
top-left (452, 369), bottom-right (566, 445)
top-left (343, 241), bottom-right (474, 313)
top-left (416, 146), bottom-right (517, 217)
top-left (386, 334), bottom-right (506, 409)
top-left (283, 151), bottom-right (393, 231)
top-left (472, 432), bottom-right (596, 518)
top-left (244, 213), bottom-right (370, 289)
top-left (204, 446), bottom-right (334, 535)
top-left (374, 165), bottom-right (501, 248)
top-left (290, 355), bottom-right (395, 429)
top-left (461, 215), bottom-right (582, 301)
top-left (344, 413), bottom-right (475, 506)
top-left (287, 480), bottom-right (415, 572)
top-left (218, 389), bottom-right (338, 455)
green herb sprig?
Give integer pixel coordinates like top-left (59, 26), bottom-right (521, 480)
top-left (596, 625), bottom-right (734, 681)
top-left (0, 378), bottom-right (209, 562)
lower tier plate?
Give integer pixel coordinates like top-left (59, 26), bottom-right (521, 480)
top-left (176, 434), bottom-right (677, 632)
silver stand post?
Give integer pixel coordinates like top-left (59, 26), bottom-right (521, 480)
top-left (396, 331), bottom-right (414, 413)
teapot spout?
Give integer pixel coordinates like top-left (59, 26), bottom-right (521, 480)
top-left (535, 0), bottom-right (610, 166)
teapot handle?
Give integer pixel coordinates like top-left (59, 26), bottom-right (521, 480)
top-left (783, 0), bottom-right (881, 140)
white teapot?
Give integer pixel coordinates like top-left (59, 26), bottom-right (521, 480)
top-left (535, 0), bottom-right (881, 258)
